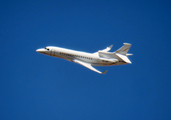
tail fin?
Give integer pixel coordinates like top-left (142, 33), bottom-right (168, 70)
top-left (115, 43), bottom-right (132, 55)
top-left (115, 43), bottom-right (132, 64)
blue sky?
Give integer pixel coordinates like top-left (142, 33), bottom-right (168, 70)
top-left (1, 0), bottom-right (171, 120)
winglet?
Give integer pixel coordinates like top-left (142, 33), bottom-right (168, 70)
top-left (108, 45), bottom-right (113, 49)
top-left (105, 45), bottom-right (113, 52)
top-left (100, 45), bottom-right (113, 52)
top-left (102, 70), bottom-right (108, 74)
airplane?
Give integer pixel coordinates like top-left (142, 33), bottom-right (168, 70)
top-left (36, 43), bottom-right (132, 74)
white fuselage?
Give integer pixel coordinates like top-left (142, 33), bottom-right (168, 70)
top-left (36, 46), bottom-right (126, 66)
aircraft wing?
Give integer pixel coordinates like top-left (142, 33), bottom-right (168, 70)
top-left (93, 45), bottom-right (113, 55)
top-left (73, 59), bottom-right (107, 74)
top-left (101, 45), bottom-right (113, 52)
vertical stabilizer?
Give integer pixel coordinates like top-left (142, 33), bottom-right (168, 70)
top-left (115, 43), bottom-right (131, 55)
top-left (115, 43), bottom-right (132, 64)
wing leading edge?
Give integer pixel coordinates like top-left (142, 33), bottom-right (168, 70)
top-left (73, 59), bottom-right (107, 74)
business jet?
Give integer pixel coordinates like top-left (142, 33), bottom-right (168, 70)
top-left (36, 43), bottom-right (132, 74)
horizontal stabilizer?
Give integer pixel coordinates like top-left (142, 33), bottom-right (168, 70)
top-left (126, 53), bottom-right (133, 56)
top-left (116, 53), bottom-right (132, 64)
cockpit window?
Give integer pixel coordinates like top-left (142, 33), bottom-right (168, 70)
top-left (45, 47), bottom-right (49, 50)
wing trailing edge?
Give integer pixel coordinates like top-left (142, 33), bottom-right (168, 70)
top-left (73, 59), bottom-right (107, 74)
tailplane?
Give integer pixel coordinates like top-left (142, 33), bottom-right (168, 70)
top-left (115, 53), bottom-right (132, 64)
top-left (98, 43), bottom-right (132, 64)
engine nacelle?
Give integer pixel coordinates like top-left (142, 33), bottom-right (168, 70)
top-left (100, 58), bottom-right (118, 63)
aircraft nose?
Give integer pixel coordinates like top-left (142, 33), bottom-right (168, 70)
top-left (36, 48), bottom-right (45, 52)
top-left (36, 49), bottom-right (41, 52)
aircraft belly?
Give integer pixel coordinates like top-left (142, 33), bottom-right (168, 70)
top-left (92, 62), bottom-right (127, 66)
top-left (91, 63), bottom-right (113, 66)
